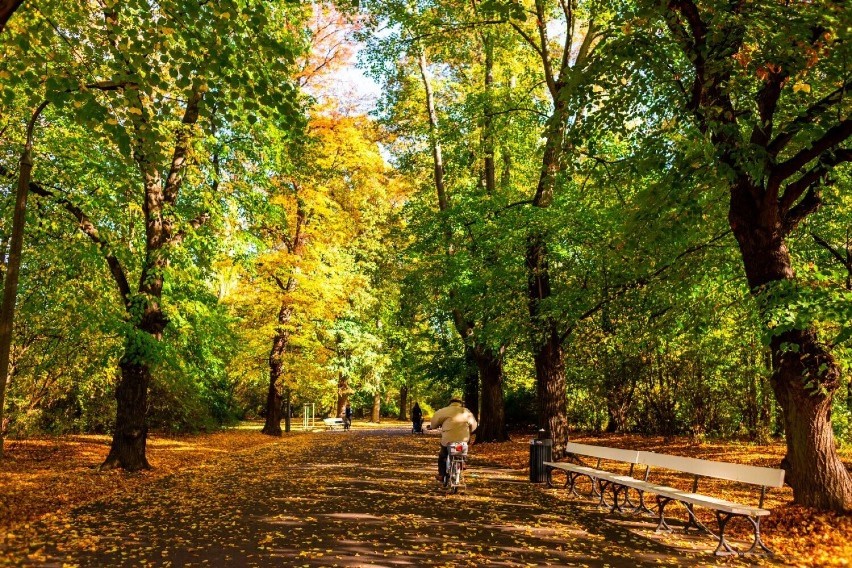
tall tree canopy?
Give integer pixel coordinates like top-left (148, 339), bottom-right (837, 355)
top-left (0, 0), bottom-right (850, 514)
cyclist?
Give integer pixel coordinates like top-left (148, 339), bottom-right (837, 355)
top-left (428, 398), bottom-right (477, 481)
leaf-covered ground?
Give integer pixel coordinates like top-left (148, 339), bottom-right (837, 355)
top-left (0, 424), bottom-right (848, 566)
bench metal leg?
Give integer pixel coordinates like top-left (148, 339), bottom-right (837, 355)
top-left (683, 503), bottom-right (714, 536)
top-left (597, 479), bottom-right (611, 509)
top-left (714, 512), bottom-right (739, 556)
top-left (567, 472), bottom-right (581, 496)
top-left (655, 496), bottom-right (673, 533)
top-left (609, 483), bottom-right (624, 513)
top-left (634, 489), bottom-right (654, 516)
top-left (621, 486), bottom-right (637, 510)
top-left (743, 515), bottom-right (773, 556)
top-left (546, 467), bottom-right (567, 489)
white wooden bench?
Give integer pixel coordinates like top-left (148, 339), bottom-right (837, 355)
top-left (545, 443), bottom-right (785, 556)
top-left (323, 417), bottom-right (344, 430)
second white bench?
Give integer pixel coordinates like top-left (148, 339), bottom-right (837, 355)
top-left (545, 442), bottom-right (784, 556)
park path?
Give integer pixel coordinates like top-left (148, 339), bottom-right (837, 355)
top-left (5, 427), bottom-right (764, 567)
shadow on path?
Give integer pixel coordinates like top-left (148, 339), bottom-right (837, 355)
top-left (6, 428), bottom-right (770, 567)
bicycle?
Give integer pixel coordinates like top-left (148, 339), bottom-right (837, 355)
top-left (441, 441), bottom-right (468, 494)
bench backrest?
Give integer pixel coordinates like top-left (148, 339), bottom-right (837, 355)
top-left (638, 451), bottom-right (785, 488)
top-left (565, 442), bottom-right (640, 465)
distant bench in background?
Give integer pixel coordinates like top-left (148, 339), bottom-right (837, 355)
top-left (544, 442), bottom-right (785, 557)
top-left (323, 417), bottom-right (344, 430)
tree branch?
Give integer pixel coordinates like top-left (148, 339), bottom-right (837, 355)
top-left (811, 232), bottom-right (849, 269)
top-left (749, 68), bottom-right (788, 147)
top-left (771, 119), bottom-right (852, 185)
top-left (767, 81), bottom-right (852, 157)
top-left (560, 230), bottom-right (731, 343)
top-left (164, 88), bottom-right (203, 205)
top-left (0, 165), bottom-right (132, 305)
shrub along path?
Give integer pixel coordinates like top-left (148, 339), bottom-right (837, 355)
top-left (2, 426), bottom-right (772, 567)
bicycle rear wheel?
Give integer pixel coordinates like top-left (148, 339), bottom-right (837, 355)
top-left (449, 460), bottom-right (462, 494)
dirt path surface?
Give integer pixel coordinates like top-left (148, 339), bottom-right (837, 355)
top-left (3, 427), bottom-right (769, 567)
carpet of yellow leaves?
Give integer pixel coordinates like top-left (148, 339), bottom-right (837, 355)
top-left (474, 431), bottom-right (852, 567)
top-left (0, 422), bottom-right (283, 531)
top-left (1, 424), bottom-right (850, 566)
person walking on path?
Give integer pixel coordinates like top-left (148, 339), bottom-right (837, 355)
top-left (343, 402), bottom-right (353, 431)
top-left (428, 398), bottom-right (477, 481)
top-left (411, 402), bottom-right (423, 434)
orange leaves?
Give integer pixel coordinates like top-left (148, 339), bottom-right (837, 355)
top-left (2, 426), bottom-right (850, 566)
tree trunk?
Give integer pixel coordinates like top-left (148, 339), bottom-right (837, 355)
top-left (474, 347), bottom-right (507, 443)
top-left (284, 388), bottom-right (291, 433)
top-left (336, 372), bottom-right (349, 417)
top-left (262, 322), bottom-right (288, 436)
top-left (731, 187), bottom-right (852, 511)
top-left (534, 329), bottom-right (569, 457)
top-left (526, 233), bottom-right (569, 458)
top-left (261, 372), bottom-right (282, 436)
top-left (101, 356), bottom-right (152, 471)
top-left (0, 0), bottom-right (24, 34)
top-left (398, 384), bottom-right (408, 421)
top-left (0, 141), bottom-right (32, 459)
top-left (371, 392), bottom-right (380, 423)
top-left (770, 329), bottom-right (852, 510)
top-left (463, 345), bottom-right (479, 420)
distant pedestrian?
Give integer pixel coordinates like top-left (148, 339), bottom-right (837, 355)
top-left (343, 402), bottom-right (352, 431)
top-left (412, 402), bottom-right (423, 434)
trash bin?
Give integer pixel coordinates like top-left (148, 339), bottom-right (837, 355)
top-left (529, 431), bottom-right (553, 483)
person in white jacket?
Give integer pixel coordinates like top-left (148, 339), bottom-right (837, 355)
top-left (428, 398), bottom-right (478, 481)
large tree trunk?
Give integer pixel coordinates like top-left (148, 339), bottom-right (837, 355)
top-left (534, 329), bottom-right (569, 458)
top-left (0, 0), bottom-right (24, 34)
top-left (463, 345), bottom-right (479, 420)
top-left (526, 233), bottom-right (569, 458)
top-left (731, 186), bottom-right (852, 511)
top-left (474, 347), bottom-right (507, 443)
top-left (398, 384), bottom-right (408, 421)
top-left (371, 392), bottom-right (380, 423)
top-left (101, 357), bottom-right (152, 471)
top-left (262, 302), bottom-right (292, 436)
top-left (336, 372), bottom-right (349, 417)
top-left (770, 329), bottom-right (852, 509)
top-left (262, 319), bottom-right (288, 436)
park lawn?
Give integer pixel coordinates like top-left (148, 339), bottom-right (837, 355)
top-left (1, 424), bottom-right (850, 566)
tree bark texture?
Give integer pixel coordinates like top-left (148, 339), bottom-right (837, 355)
top-left (473, 347), bottom-right (508, 443)
top-left (371, 392), bottom-right (380, 423)
top-left (262, 188), bottom-right (307, 436)
top-left (101, 359), bottom-right (151, 470)
top-left (0, 139), bottom-right (33, 458)
top-left (262, 304), bottom-right (292, 436)
top-left (526, 234), bottom-right (569, 458)
top-left (0, 0), bottom-right (24, 34)
top-left (398, 384), bottom-right (408, 421)
top-left (731, 184), bottom-right (852, 510)
top-left (336, 373), bottom-right (349, 418)
top-left (463, 345), bottom-right (480, 420)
